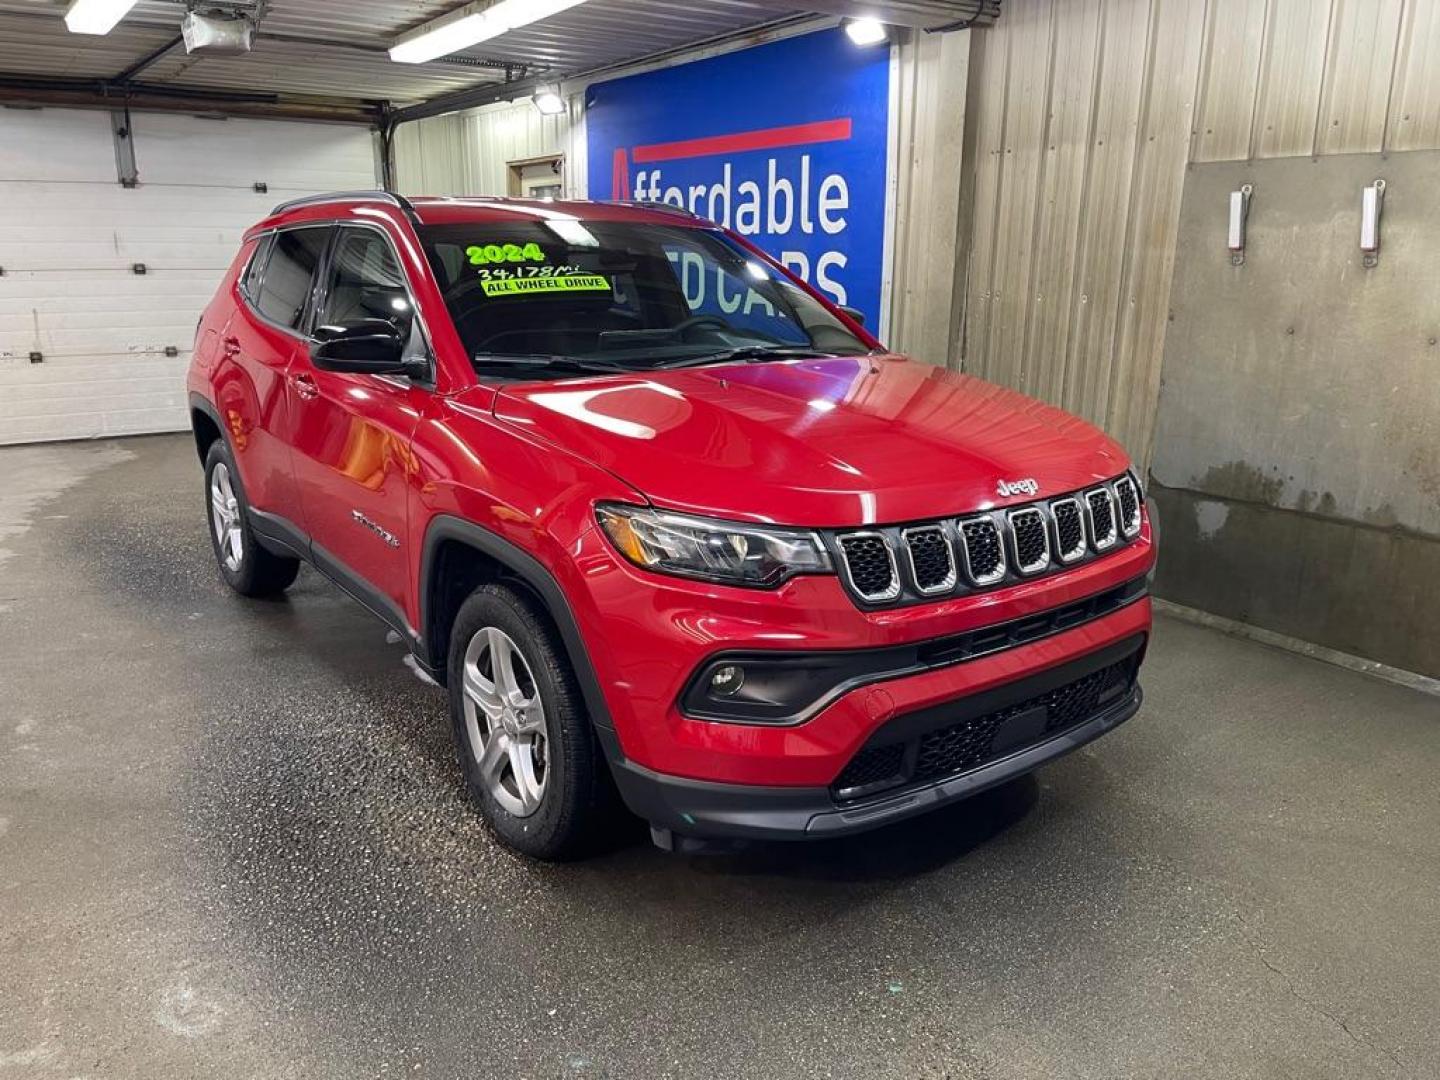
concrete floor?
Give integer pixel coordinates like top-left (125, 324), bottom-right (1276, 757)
top-left (1, 434), bottom-right (1437, 1080)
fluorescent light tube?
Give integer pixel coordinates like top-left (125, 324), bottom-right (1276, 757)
top-left (391, 0), bottom-right (588, 64)
top-left (64, 0), bottom-right (140, 35)
top-left (390, 11), bottom-right (490, 64)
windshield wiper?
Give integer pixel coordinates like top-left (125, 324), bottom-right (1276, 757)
top-left (471, 353), bottom-right (628, 376)
top-left (656, 345), bottom-right (835, 369)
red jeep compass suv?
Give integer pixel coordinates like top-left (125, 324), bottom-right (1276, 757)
top-left (188, 191), bottom-right (1155, 859)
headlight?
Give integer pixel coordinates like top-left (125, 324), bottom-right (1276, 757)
top-left (595, 504), bottom-right (832, 587)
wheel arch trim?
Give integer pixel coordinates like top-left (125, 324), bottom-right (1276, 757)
top-left (189, 393), bottom-right (226, 462)
top-left (419, 514), bottom-right (616, 732)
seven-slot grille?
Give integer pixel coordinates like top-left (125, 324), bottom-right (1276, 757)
top-left (829, 473), bottom-right (1142, 607)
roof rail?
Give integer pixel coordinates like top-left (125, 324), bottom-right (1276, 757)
top-left (269, 190), bottom-right (419, 224)
top-left (607, 199), bottom-right (713, 224)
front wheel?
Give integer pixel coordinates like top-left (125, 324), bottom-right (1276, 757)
top-left (447, 583), bottom-right (614, 860)
top-left (203, 440), bottom-right (299, 597)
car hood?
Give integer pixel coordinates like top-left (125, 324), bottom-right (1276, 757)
top-left (487, 355), bottom-right (1129, 527)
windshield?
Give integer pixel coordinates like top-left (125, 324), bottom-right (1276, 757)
top-left (417, 220), bottom-right (870, 377)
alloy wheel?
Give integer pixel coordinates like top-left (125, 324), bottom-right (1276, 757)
top-left (209, 462), bottom-right (244, 572)
top-left (461, 626), bottom-right (550, 817)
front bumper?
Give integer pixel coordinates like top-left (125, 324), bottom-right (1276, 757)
top-left (570, 518), bottom-right (1156, 786)
top-left (605, 631), bottom-right (1146, 841)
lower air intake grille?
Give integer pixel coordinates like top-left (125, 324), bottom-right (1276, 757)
top-left (831, 743), bottom-right (906, 797)
top-left (837, 533), bottom-right (898, 601)
top-left (829, 657), bottom-right (1137, 801)
top-left (960, 517), bottom-right (1005, 584)
top-left (914, 660), bottom-right (1130, 783)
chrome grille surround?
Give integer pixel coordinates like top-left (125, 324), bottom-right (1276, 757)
top-left (1050, 497), bottom-right (1088, 563)
top-left (900, 525), bottom-right (957, 595)
top-left (835, 531), bottom-right (901, 602)
top-left (1005, 507), bottom-right (1051, 575)
top-left (957, 516), bottom-right (1007, 586)
top-left (822, 473), bottom-right (1142, 608)
top-left (1084, 486), bottom-right (1119, 551)
top-left (1114, 473), bottom-right (1142, 539)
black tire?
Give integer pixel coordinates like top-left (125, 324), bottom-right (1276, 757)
top-left (447, 582), bottom-right (614, 860)
top-left (203, 440), bottom-right (300, 598)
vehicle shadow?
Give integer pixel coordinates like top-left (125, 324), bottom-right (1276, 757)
top-left (597, 773), bottom-right (1041, 883)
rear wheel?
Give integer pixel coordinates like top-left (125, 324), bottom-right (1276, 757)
top-left (203, 440), bottom-right (299, 597)
top-left (447, 583), bottom-right (613, 860)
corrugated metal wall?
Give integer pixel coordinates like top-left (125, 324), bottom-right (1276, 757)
top-left (887, 30), bottom-right (971, 363)
top-left (960, 0), bottom-right (1440, 464)
top-left (393, 97), bottom-right (584, 198)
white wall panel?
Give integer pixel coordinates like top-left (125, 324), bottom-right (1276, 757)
top-left (132, 113), bottom-right (380, 191)
top-left (0, 108), bottom-right (115, 183)
top-left (394, 97), bottom-right (584, 199)
top-left (0, 109), bottom-right (378, 444)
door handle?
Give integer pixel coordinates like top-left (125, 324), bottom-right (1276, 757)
top-left (222, 336), bottom-right (241, 357)
top-left (291, 371), bottom-right (319, 399)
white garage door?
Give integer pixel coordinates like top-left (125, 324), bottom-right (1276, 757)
top-left (0, 108), bottom-right (379, 445)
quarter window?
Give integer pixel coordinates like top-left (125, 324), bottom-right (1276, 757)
top-left (241, 234), bottom-right (272, 299)
top-left (254, 227), bottom-right (329, 330)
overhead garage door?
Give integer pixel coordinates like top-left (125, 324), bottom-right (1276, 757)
top-left (0, 108), bottom-right (378, 445)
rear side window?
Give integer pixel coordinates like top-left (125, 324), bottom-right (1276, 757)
top-left (254, 227), bottom-right (329, 330)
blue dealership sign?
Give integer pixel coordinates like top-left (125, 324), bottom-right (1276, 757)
top-left (586, 29), bottom-right (891, 327)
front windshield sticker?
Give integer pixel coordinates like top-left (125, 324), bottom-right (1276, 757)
top-left (479, 273), bottom-right (612, 297)
top-left (466, 242), bottom-right (546, 265)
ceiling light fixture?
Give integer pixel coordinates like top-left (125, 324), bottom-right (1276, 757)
top-left (843, 17), bottom-right (889, 46)
top-left (532, 87), bottom-right (566, 115)
top-left (391, 0), bottom-right (589, 64)
top-left (64, 0), bottom-right (140, 35)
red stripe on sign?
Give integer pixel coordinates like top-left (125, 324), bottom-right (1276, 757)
top-left (630, 118), bottom-right (853, 163)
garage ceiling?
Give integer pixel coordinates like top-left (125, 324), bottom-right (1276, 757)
top-left (0, 0), bottom-right (998, 120)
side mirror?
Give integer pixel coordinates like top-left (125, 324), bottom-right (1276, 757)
top-left (840, 305), bottom-right (866, 327)
top-left (311, 319), bottom-right (407, 374)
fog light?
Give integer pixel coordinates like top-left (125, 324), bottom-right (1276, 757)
top-left (710, 665), bottom-right (745, 697)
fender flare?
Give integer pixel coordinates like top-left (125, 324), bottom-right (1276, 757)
top-left (188, 393), bottom-right (226, 458)
top-left (419, 514), bottom-right (616, 732)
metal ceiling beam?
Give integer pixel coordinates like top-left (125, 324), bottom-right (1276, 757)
top-left (0, 75), bottom-right (383, 124)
